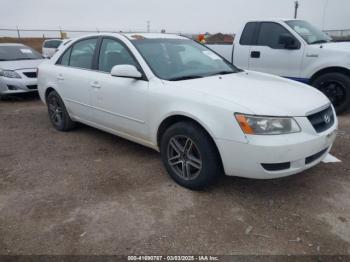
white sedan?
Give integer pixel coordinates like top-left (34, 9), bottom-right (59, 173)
top-left (37, 33), bottom-right (337, 190)
top-left (0, 43), bottom-right (44, 95)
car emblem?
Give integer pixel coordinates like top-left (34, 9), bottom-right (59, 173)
top-left (324, 114), bottom-right (331, 124)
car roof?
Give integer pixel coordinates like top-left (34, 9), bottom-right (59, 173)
top-left (123, 33), bottom-right (187, 40)
top-left (72, 32), bottom-right (187, 41)
top-left (246, 18), bottom-right (298, 23)
top-left (58, 33), bottom-right (188, 48)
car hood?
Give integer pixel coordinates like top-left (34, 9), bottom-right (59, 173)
top-left (164, 71), bottom-right (330, 116)
top-left (0, 59), bottom-right (45, 70)
top-left (318, 42), bottom-right (350, 52)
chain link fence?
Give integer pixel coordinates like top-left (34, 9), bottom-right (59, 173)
top-left (0, 27), bottom-right (194, 39)
top-left (1, 27), bottom-right (348, 39)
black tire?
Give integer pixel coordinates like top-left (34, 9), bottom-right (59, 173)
top-left (46, 90), bottom-right (76, 131)
top-left (160, 121), bottom-right (222, 190)
top-left (312, 72), bottom-right (350, 114)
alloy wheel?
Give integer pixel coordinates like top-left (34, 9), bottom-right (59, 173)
top-left (48, 96), bottom-right (63, 126)
top-left (167, 135), bottom-right (202, 180)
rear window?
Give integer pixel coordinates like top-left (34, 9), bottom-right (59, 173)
top-left (0, 45), bottom-right (43, 61)
top-left (240, 22), bottom-right (258, 45)
top-left (44, 40), bottom-right (63, 48)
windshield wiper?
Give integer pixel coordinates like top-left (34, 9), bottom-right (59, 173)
top-left (168, 75), bottom-right (204, 81)
top-left (209, 70), bottom-right (234, 76)
top-left (310, 40), bottom-right (329, 44)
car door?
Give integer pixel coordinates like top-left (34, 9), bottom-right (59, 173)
top-left (233, 22), bottom-right (259, 69)
top-left (248, 22), bottom-right (305, 78)
top-left (55, 37), bottom-right (98, 122)
top-left (89, 37), bottom-right (149, 140)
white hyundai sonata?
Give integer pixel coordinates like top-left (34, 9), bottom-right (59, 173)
top-left (37, 33), bottom-right (337, 190)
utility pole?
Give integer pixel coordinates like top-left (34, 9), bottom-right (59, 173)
top-left (147, 20), bottom-right (150, 33)
top-left (59, 26), bottom-right (63, 39)
top-left (294, 1), bottom-right (299, 19)
top-left (16, 25), bottom-right (21, 39)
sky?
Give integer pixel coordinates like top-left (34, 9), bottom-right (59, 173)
top-left (0, 0), bottom-right (349, 37)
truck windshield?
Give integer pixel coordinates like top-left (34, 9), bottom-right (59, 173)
top-left (286, 20), bottom-right (332, 45)
top-left (131, 38), bottom-right (239, 81)
top-left (0, 45), bottom-right (43, 61)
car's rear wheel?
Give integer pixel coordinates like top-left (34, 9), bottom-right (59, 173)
top-left (160, 121), bottom-right (222, 190)
top-left (47, 90), bottom-right (76, 131)
top-left (312, 72), bottom-right (350, 114)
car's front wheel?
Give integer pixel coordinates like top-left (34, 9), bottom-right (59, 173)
top-left (160, 121), bottom-right (222, 190)
top-left (46, 90), bottom-right (76, 131)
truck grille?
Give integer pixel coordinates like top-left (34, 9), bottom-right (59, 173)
top-left (23, 72), bottom-right (37, 78)
top-left (307, 106), bottom-right (334, 133)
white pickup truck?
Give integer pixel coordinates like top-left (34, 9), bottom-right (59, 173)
top-left (209, 19), bottom-right (350, 114)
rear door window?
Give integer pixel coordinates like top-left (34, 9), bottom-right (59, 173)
top-left (239, 22), bottom-right (258, 45)
top-left (68, 38), bottom-right (98, 69)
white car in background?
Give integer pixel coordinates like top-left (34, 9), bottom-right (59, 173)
top-left (0, 43), bottom-right (44, 95)
top-left (38, 33), bottom-right (337, 190)
top-left (42, 39), bottom-right (64, 58)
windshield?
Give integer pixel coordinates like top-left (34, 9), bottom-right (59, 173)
top-left (0, 45), bottom-right (43, 61)
top-left (286, 20), bottom-right (332, 44)
top-left (131, 38), bottom-right (239, 81)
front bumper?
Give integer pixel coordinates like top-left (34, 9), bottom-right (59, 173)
top-left (216, 115), bottom-right (338, 179)
top-left (0, 70), bottom-right (38, 95)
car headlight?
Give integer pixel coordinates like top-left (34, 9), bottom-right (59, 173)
top-left (0, 70), bottom-right (21, 78)
top-left (235, 114), bottom-right (301, 135)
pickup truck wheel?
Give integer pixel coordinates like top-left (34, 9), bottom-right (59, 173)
top-left (47, 90), bottom-right (76, 131)
top-left (160, 121), bottom-right (222, 190)
top-left (312, 72), bottom-right (350, 114)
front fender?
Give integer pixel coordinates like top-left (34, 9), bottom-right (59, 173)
top-left (150, 102), bottom-right (249, 150)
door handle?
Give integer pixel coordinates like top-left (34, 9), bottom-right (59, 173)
top-left (57, 74), bottom-right (64, 81)
top-left (251, 51), bottom-right (261, 58)
top-left (90, 81), bottom-right (101, 89)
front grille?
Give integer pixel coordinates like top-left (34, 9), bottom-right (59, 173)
top-left (261, 162), bottom-right (291, 171)
top-left (305, 148), bottom-right (329, 165)
top-left (307, 106), bottom-right (334, 133)
top-left (27, 85), bottom-right (37, 90)
top-left (23, 72), bottom-right (37, 78)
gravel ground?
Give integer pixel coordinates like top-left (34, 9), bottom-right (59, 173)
top-left (0, 94), bottom-right (349, 255)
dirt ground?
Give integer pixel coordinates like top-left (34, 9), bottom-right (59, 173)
top-left (0, 93), bottom-right (349, 256)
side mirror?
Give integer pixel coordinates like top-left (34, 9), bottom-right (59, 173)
top-left (110, 65), bottom-right (142, 79)
top-left (279, 34), bottom-right (300, 50)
